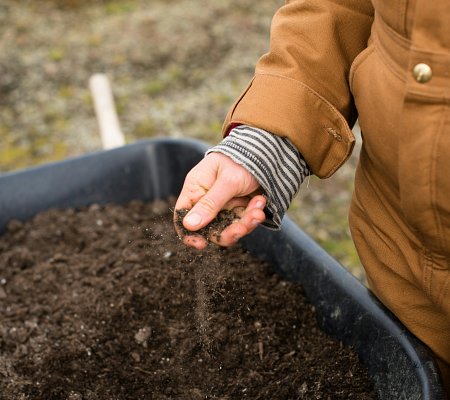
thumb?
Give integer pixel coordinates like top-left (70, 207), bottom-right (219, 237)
top-left (183, 180), bottom-right (237, 231)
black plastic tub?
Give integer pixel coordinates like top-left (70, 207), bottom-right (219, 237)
top-left (0, 138), bottom-right (446, 400)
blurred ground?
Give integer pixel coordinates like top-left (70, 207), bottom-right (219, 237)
top-left (0, 0), bottom-right (365, 281)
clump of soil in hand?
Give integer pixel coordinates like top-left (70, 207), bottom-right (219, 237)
top-left (0, 200), bottom-right (376, 399)
top-left (174, 208), bottom-right (240, 242)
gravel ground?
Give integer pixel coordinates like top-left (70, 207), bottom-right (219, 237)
top-left (0, 0), bottom-right (364, 280)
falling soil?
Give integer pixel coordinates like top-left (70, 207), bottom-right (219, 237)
top-left (0, 200), bottom-right (375, 400)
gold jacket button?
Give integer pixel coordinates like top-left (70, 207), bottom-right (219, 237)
top-left (412, 63), bottom-right (432, 83)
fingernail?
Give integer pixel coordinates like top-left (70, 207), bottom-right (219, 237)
top-left (251, 219), bottom-right (259, 227)
top-left (255, 201), bottom-right (264, 209)
top-left (185, 212), bottom-right (202, 227)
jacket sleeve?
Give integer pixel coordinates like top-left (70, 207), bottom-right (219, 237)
top-left (222, 0), bottom-right (374, 178)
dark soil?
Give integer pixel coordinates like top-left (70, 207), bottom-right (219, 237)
top-left (0, 200), bottom-right (375, 400)
top-left (174, 208), bottom-right (240, 242)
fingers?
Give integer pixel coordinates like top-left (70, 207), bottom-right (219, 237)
top-left (174, 155), bottom-right (238, 232)
top-left (174, 155), bottom-right (220, 212)
top-left (175, 195), bottom-right (266, 250)
top-left (173, 181), bottom-right (242, 250)
top-left (210, 195), bottom-right (266, 247)
top-left (182, 234), bottom-right (208, 250)
top-left (180, 178), bottom-right (240, 232)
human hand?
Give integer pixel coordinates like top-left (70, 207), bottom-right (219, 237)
top-left (174, 152), bottom-right (266, 249)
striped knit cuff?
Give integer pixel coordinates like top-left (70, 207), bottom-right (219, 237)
top-left (206, 125), bottom-right (310, 230)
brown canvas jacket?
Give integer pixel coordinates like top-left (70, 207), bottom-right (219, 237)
top-left (221, 1), bottom-right (450, 381)
top-left (222, 0), bottom-right (450, 178)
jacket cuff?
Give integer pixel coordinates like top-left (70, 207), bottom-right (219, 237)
top-left (222, 73), bottom-right (356, 178)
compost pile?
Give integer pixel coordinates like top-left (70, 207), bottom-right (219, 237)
top-left (0, 200), bottom-right (375, 399)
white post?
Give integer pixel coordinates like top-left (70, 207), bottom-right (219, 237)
top-left (89, 73), bottom-right (125, 149)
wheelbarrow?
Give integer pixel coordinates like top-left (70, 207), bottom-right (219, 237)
top-left (0, 138), bottom-right (446, 399)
